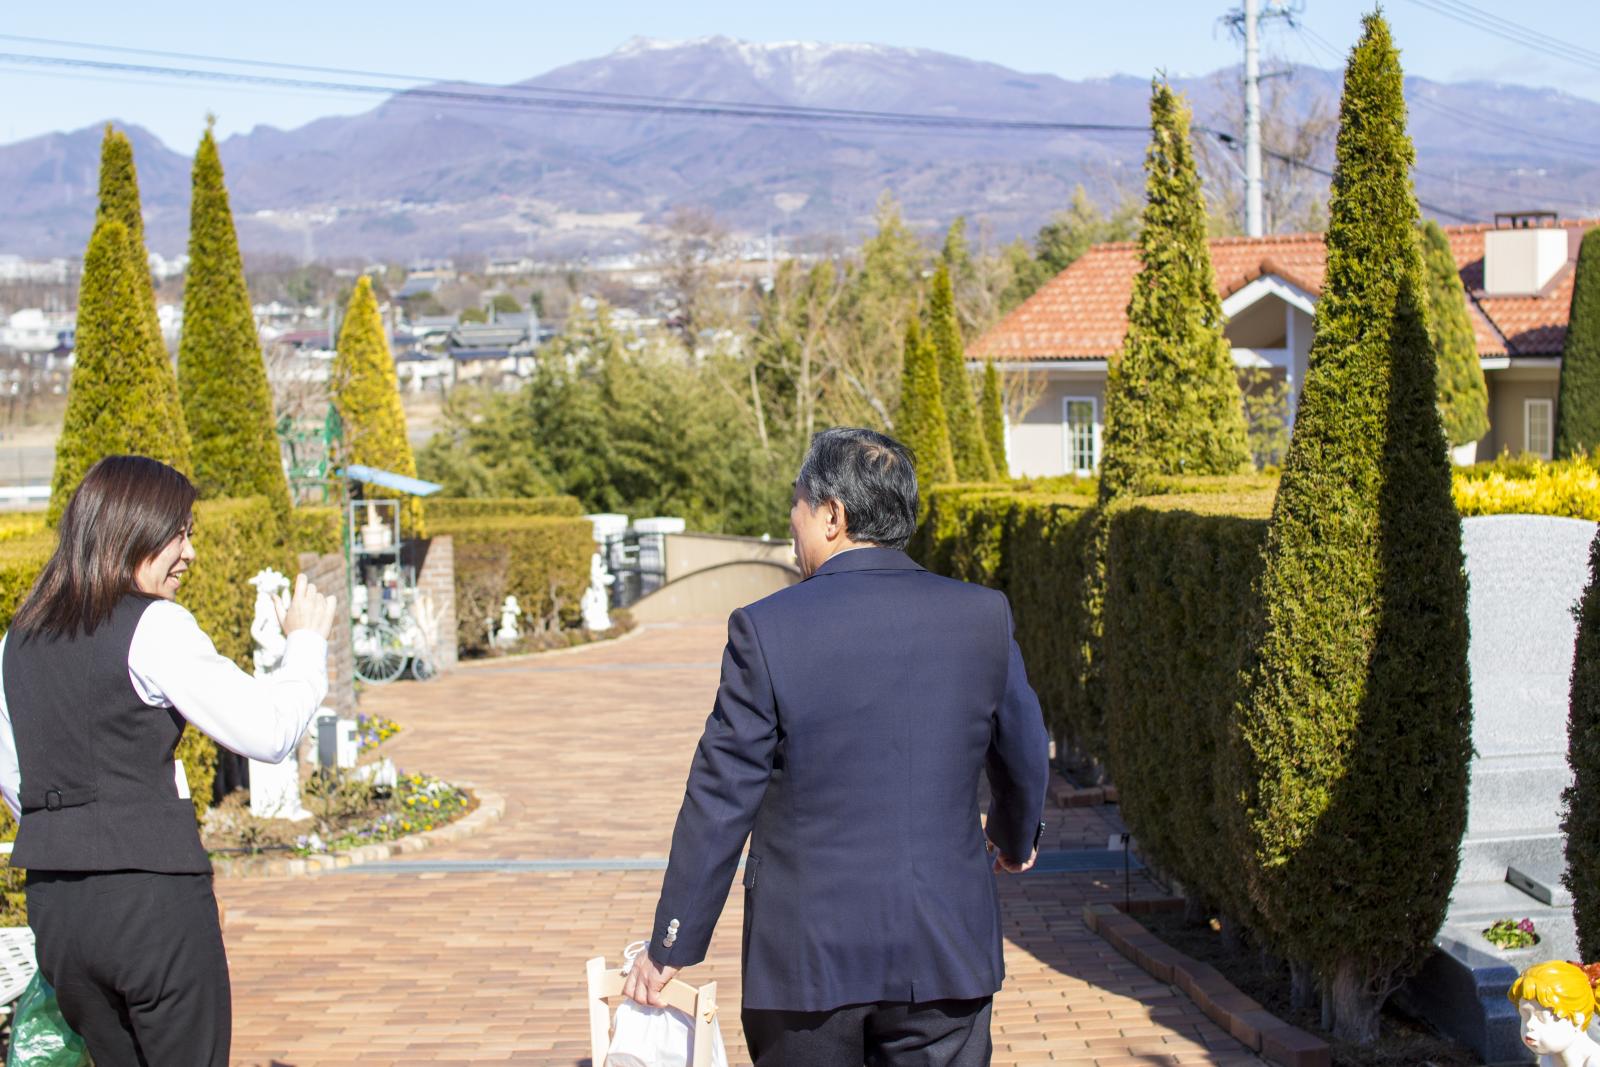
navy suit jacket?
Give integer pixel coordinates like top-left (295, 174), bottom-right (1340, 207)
top-left (648, 546), bottom-right (1050, 1012)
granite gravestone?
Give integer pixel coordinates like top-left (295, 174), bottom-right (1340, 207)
top-left (1401, 515), bottom-right (1598, 1063)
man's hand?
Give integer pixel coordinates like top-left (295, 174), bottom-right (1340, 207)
top-left (989, 840), bottom-right (1037, 874)
top-left (621, 950), bottom-right (679, 1008)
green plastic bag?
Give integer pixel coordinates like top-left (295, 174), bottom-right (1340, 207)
top-left (5, 974), bottom-right (88, 1067)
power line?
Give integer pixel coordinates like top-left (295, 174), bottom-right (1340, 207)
top-left (8, 37), bottom-right (1575, 224)
top-left (0, 50), bottom-right (1156, 138)
top-left (0, 33), bottom-right (1138, 130)
top-left (1396, 0), bottom-right (1600, 75)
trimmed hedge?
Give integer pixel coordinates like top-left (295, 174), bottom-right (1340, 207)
top-left (289, 506), bottom-right (343, 557)
top-left (1454, 455), bottom-right (1600, 519)
top-left (427, 514), bottom-right (595, 655)
top-left (918, 461), bottom-right (1588, 920)
top-left (1564, 527), bottom-right (1600, 960)
top-left (428, 496), bottom-right (585, 521)
top-left (1102, 504), bottom-right (1266, 929)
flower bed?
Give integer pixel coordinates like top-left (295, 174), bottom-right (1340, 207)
top-left (356, 713), bottom-right (402, 753)
top-left (203, 768), bottom-right (475, 858)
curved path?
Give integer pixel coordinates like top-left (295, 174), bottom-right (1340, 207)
top-left (220, 621), bottom-right (1259, 1066)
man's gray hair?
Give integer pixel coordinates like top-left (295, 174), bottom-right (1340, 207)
top-left (795, 428), bottom-right (919, 550)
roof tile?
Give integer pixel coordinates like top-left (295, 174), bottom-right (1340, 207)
top-left (973, 220), bottom-right (1597, 362)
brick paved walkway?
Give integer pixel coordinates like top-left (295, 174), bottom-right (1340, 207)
top-left (219, 621), bottom-right (1259, 1066)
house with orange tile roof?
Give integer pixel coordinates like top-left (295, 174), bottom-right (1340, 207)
top-left (971, 216), bottom-right (1595, 478)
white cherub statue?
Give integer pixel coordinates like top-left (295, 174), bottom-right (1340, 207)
top-left (1510, 961), bottom-right (1600, 1067)
top-left (496, 594), bottom-right (522, 646)
top-left (248, 568), bottom-right (292, 677)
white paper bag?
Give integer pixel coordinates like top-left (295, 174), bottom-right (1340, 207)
top-left (605, 1000), bottom-right (728, 1067)
top-left (605, 941), bottom-right (728, 1067)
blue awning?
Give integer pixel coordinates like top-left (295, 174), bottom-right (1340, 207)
top-left (342, 465), bottom-right (443, 497)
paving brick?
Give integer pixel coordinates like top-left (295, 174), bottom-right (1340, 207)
top-left (216, 621), bottom-right (1256, 1065)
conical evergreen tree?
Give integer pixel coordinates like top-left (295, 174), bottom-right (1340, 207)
top-left (97, 125), bottom-right (191, 473)
top-left (178, 124), bottom-right (291, 514)
top-left (333, 276), bottom-right (426, 534)
top-left (49, 220), bottom-right (195, 524)
top-left (1557, 228), bottom-right (1600, 458)
top-left (980, 358), bottom-right (1007, 475)
top-left (1563, 527), bottom-right (1600, 960)
top-left (1419, 220), bottom-right (1488, 449)
top-left (1228, 14), bottom-right (1471, 1044)
top-left (928, 263), bottom-right (997, 481)
top-left (1098, 80), bottom-right (1250, 502)
top-left (895, 319), bottom-right (957, 485)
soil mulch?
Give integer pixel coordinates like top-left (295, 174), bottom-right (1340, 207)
top-left (1138, 911), bottom-right (1480, 1067)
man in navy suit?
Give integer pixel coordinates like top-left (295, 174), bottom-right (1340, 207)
top-left (623, 427), bottom-right (1050, 1065)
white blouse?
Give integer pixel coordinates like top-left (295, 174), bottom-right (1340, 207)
top-left (0, 598), bottom-right (329, 819)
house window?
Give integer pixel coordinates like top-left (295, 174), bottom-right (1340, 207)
top-left (1063, 397), bottom-right (1099, 475)
top-left (1525, 399), bottom-right (1554, 460)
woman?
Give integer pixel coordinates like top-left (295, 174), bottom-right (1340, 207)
top-left (0, 455), bottom-right (337, 1067)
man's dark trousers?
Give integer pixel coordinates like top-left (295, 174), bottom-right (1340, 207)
top-left (646, 547), bottom-right (1051, 1065)
top-left (743, 997), bottom-right (992, 1066)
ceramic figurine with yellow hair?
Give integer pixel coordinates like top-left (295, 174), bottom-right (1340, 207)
top-left (1510, 961), bottom-right (1600, 1066)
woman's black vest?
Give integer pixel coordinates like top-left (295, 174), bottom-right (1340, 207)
top-left (4, 594), bottom-right (209, 873)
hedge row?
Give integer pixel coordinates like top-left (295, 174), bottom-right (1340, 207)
top-left (428, 496), bottom-right (584, 521)
top-left (917, 463), bottom-right (1594, 919)
top-left (426, 513), bottom-right (595, 655)
top-left (1453, 455), bottom-right (1600, 519)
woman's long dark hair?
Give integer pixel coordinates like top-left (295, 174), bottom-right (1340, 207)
top-left (12, 456), bottom-right (196, 639)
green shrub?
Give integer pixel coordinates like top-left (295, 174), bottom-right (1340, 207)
top-left (49, 217), bottom-right (193, 525)
top-left (929, 264), bottom-right (996, 481)
top-left (288, 506), bottom-right (343, 557)
top-left (428, 496), bottom-right (585, 521)
top-left (1229, 13), bottom-right (1470, 1044)
top-left (178, 126), bottom-right (292, 517)
top-left (334, 277), bottom-right (425, 535)
top-left (1098, 79), bottom-right (1251, 501)
top-left (1557, 229), bottom-right (1600, 459)
top-left (896, 319), bottom-right (956, 486)
top-left (1563, 527), bottom-right (1600, 960)
top-left (1421, 219), bottom-right (1489, 447)
top-left (428, 514), bottom-right (595, 655)
top-left (1103, 503), bottom-right (1266, 928)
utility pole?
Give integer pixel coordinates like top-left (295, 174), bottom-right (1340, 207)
top-left (1244, 0), bottom-right (1265, 236)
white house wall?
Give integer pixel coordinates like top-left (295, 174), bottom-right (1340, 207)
top-left (1007, 367), bottom-right (1107, 478)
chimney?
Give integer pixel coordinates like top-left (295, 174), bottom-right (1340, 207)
top-left (1483, 211), bottom-right (1569, 296)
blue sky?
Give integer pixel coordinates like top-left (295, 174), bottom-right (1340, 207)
top-left (1, 0), bottom-right (1595, 149)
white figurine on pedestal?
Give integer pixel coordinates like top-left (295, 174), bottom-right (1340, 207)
top-left (581, 552), bottom-right (614, 632)
top-left (247, 567), bottom-right (311, 821)
top-left (496, 594), bottom-right (522, 646)
top-left (1510, 961), bottom-right (1600, 1067)
top-left (248, 569), bottom-right (291, 675)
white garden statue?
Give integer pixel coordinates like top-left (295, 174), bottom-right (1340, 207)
top-left (496, 594), bottom-right (522, 646)
top-left (1510, 961), bottom-right (1600, 1067)
top-left (581, 552), bottom-right (613, 632)
top-left (247, 567), bottom-right (311, 821)
top-left (248, 568), bottom-right (291, 676)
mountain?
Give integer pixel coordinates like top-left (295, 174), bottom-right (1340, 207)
top-left (1, 36), bottom-right (1596, 262)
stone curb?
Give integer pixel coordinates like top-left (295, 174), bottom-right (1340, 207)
top-left (212, 786), bottom-right (506, 879)
top-left (1047, 775), bottom-right (1120, 807)
top-left (453, 623), bottom-right (647, 668)
top-left (1082, 902), bottom-right (1332, 1067)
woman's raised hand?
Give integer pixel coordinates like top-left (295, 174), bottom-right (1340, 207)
top-left (274, 573), bottom-right (338, 640)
